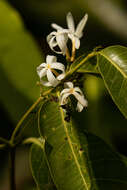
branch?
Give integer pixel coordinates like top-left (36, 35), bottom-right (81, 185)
top-left (0, 137), bottom-right (10, 145)
top-left (10, 96), bottom-right (43, 144)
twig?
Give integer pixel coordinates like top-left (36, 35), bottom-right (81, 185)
top-left (10, 96), bottom-right (43, 144)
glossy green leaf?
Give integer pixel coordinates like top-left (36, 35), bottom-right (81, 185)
top-left (30, 140), bottom-right (56, 190)
top-left (98, 45), bottom-right (127, 118)
top-left (71, 53), bottom-right (99, 74)
top-left (37, 100), bottom-right (127, 189)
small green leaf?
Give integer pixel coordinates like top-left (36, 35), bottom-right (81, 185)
top-left (98, 45), bottom-right (127, 118)
top-left (70, 53), bottom-right (99, 74)
top-left (38, 100), bottom-right (127, 189)
top-left (30, 139), bottom-right (56, 190)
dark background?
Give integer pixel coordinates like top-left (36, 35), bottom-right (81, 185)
top-left (0, 0), bottom-right (127, 189)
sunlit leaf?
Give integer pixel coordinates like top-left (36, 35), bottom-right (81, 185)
top-left (98, 45), bottom-right (127, 118)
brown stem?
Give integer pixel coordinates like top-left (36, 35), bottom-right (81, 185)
top-left (66, 48), bottom-right (71, 62)
top-left (10, 96), bottom-right (43, 144)
top-left (51, 69), bottom-right (59, 77)
top-left (9, 148), bottom-right (16, 190)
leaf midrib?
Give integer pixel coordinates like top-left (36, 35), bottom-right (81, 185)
top-left (98, 52), bottom-right (127, 78)
top-left (59, 106), bottom-right (89, 190)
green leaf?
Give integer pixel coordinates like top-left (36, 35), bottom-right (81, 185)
top-left (0, 0), bottom-right (42, 122)
top-left (0, 0), bottom-right (42, 101)
top-left (0, 67), bottom-right (31, 123)
top-left (97, 45), bottom-right (127, 118)
top-left (70, 53), bottom-right (99, 74)
top-left (38, 100), bottom-right (127, 189)
top-left (30, 139), bottom-right (56, 190)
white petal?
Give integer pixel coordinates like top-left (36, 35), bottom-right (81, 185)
top-left (48, 35), bottom-right (57, 47)
top-left (51, 62), bottom-right (65, 72)
top-left (48, 36), bottom-right (62, 54)
top-left (66, 12), bottom-right (75, 33)
top-left (46, 55), bottom-right (57, 64)
top-left (74, 37), bottom-right (80, 49)
top-left (75, 14), bottom-right (88, 38)
top-left (74, 87), bottom-right (83, 95)
top-left (76, 102), bottom-right (84, 112)
top-left (51, 23), bottom-right (63, 30)
top-left (57, 73), bottom-right (65, 80)
top-left (68, 33), bottom-right (74, 40)
top-left (48, 36), bottom-right (57, 48)
top-left (73, 92), bottom-right (88, 107)
top-left (40, 80), bottom-right (52, 87)
top-left (56, 33), bottom-right (68, 55)
top-left (37, 63), bottom-right (47, 69)
top-left (47, 32), bottom-right (57, 43)
top-left (49, 48), bottom-right (62, 54)
top-left (68, 35), bottom-right (80, 49)
top-left (64, 82), bottom-right (73, 89)
top-left (60, 88), bottom-right (71, 96)
top-left (37, 67), bottom-right (47, 79)
top-left (61, 29), bottom-right (70, 33)
top-left (60, 93), bottom-right (71, 105)
top-left (47, 69), bottom-right (59, 87)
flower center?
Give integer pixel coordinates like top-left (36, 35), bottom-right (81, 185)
top-left (69, 88), bottom-right (74, 94)
top-left (47, 64), bottom-right (51, 69)
top-left (57, 32), bottom-right (62, 35)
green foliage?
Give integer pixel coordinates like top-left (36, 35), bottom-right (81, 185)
top-left (71, 53), bottom-right (99, 74)
top-left (0, 0), bottom-right (42, 122)
top-left (98, 45), bottom-right (127, 118)
top-left (30, 140), bottom-right (56, 190)
top-left (30, 100), bottom-right (127, 189)
top-left (1, 1), bottom-right (127, 189)
top-left (70, 45), bottom-right (127, 119)
top-left (30, 45), bottom-right (127, 189)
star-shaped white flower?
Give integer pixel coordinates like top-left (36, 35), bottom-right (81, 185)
top-left (50, 12), bottom-right (88, 51)
top-left (37, 55), bottom-right (65, 87)
top-left (60, 82), bottom-right (88, 112)
top-left (66, 12), bottom-right (88, 49)
top-left (47, 27), bottom-right (68, 55)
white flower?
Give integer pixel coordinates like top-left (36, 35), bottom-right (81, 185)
top-left (47, 27), bottom-right (68, 55)
top-left (60, 82), bottom-right (88, 112)
top-left (66, 12), bottom-right (88, 49)
top-left (48, 12), bottom-right (88, 54)
top-left (37, 55), bottom-right (65, 87)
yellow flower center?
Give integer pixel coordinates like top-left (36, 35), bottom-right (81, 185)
top-left (69, 88), bottom-right (74, 94)
top-left (47, 64), bottom-right (51, 69)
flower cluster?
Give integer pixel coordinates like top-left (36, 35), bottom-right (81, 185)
top-left (37, 12), bottom-right (88, 112)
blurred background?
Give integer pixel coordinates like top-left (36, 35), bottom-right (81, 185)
top-left (0, 0), bottom-right (127, 189)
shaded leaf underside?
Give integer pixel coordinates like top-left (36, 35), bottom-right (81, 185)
top-left (30, 143), bottom-right (56, 190)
